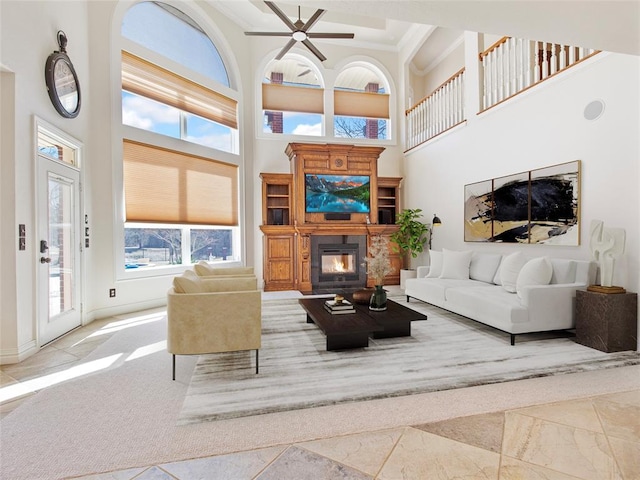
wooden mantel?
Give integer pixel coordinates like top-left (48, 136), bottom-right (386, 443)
top-left (260, 143), bottom-right (402, 292)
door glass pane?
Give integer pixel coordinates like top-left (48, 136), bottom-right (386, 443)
top-left (49, 175), bottom-right (74, 318)
top-left (38, 131), bottom-right (77, 166)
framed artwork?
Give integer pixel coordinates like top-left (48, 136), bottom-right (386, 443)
top-left (464, 160), bottom-right (580, 245)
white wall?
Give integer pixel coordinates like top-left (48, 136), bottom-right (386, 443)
top-left (1, 0), bottom-right (90, 361)
top-left (423, 42), bottom-right (464, 96)
top-left (403, 53), bottom-right (640, 298)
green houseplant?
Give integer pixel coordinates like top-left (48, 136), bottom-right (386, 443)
top-left (390, 208), bottom-right (429, 266)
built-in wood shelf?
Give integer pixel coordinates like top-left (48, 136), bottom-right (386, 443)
top-left (261, 173), bottom-right (292, 226)
top-left (260, 143), bottom-right (402, 292)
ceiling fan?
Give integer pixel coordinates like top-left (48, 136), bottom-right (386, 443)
top-left (244, 1), bottom-right (355, 62)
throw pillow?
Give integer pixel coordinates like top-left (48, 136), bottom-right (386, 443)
top-left (173, 274), bottom-right (203, 294)
top-left (516, 257), bottom-right (553, 299)
top-left (183, 269), bottom-right (198, 279)
top-left (439, 249), bottom-right (473, 280)
top-left (426, 250), bottom-right (443, 278)
top-left (499, 252), bottom-right (528, 293)
top-left (194, 261), bottom-right (214, 276)
top-left (550, 259), bottom-right (577, 284)
top-left (469, 252), bottom-right (503, 284)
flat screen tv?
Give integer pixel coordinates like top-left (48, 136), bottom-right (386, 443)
top-left (305, 174), bottom-right (370, 213)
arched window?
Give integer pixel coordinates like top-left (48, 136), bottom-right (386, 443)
top-left (119, 1), bottom-right (241, 273)
top-left (261, 55), bottom-right (323, 136)
top-left (334, 64), bottom-right (390, 140)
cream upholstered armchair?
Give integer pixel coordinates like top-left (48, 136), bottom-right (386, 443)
top-left (194, 260), bottom-right (254, 277)
top-left (167, 270), bottom-right (261, 380)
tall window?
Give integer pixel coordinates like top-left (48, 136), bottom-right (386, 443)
top-left (120, 1), bottom-right (240, 271)
top-left (334, 65), bottom-right (390, 140)
top-left (262, 56), bottom-right (323, 136)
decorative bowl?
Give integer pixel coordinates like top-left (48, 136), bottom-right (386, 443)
top-left (352, 288), bottom-right (375, 305)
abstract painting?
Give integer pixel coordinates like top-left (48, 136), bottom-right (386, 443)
top-left (464, 160), bottom-right (580, 245)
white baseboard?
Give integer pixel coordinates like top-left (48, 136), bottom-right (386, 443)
top-left (84, 298), bottom-right (167, 324)
top-left (0, 340), bottom-right (38, 365)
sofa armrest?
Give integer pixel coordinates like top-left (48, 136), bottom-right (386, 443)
top-left (520, 283), bottom-right (584, 329)
top-left (416, 266), bottom-right (430, 278)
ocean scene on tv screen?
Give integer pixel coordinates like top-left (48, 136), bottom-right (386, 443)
top-left (305, 174), bottom-right (370, 213)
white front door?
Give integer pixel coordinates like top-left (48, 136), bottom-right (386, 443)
top-left (36, 126), bottom-right (83, 345)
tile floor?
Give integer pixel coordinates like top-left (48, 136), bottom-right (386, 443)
top-left (58, 389), bottom-right (638, 479)
top-left (1, 304), bottom-right (639, 480)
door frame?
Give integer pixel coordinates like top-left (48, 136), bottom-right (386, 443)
top-left (34, 116), bottom-right (85, 346)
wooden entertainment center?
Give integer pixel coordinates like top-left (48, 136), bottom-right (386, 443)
top-left (260, 143), bottom-right (402, 292)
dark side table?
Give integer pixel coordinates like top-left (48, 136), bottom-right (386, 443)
top-left (575, 290), bottom-right (638, 353)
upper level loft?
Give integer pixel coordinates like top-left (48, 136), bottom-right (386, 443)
top-left (404, 29), bottom-right (600, 151)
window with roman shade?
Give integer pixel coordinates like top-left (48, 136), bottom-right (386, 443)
top-left (123, 139), bottom-right (238, 226)
top-left (334, 64), bottom-right (390, 140)
top-left (261, 55), bottom-right (323, 136)
top-left (119, 1), bottom-right (241, 272)
top-left (122, 50), bottom-right (237, 130)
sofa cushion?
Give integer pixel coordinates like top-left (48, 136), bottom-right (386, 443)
top-left (426, 250), bottom-right (443, 278)
top-left (406, 277), bottom-right (489, 306)
top-left (550, 259), bottom-right (577, 284)
top-left (500, 252), bottom-right (528, 293)
top-left (446, 285), bottom-right (529, 328)
top-left (469, 252), bottom-right (503, 284)
top-left (173, 274), bottom-right (204, 294)
top-left (516, 257), bottom-right (553, 299)
top-left (439, 249), bottom-right (472, 280)
top-left (492, 266), bottom-right (502, 285)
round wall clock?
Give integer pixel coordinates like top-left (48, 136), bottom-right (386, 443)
top-left (45, 31), bottom-right (81, 118)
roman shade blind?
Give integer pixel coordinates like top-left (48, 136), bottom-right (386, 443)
top-left (121, 51), bottom-right (238, 129)
top-left (123, 140), bottom-right (238, 226)
top-left (262, 83), bottom-right (324, 114)
top-left (334, 90), bottom-right (390, 119)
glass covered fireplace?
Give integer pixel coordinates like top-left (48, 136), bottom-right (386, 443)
top-left (311, 235), bottom-right (367, 291)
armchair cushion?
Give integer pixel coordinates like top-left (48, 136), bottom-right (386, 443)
top-left (194, 261), bottom-right (254, 277)
top-left (173, 272), bottom-right (204, 294)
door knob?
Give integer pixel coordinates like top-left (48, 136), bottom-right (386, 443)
top-left (40, 257), bottom-right (51, 264)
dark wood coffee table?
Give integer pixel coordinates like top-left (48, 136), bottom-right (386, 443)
top-left (365, 298), bottom-right (427, 338)
top-left (298, 296), bottom-right (427, 350)
top-left (298, 297), bottom-right (383, 350)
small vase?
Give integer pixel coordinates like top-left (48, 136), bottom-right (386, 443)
top-left (369, 285), bottom-right (387, 311)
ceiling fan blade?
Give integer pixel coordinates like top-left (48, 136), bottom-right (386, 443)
top-left (302, 39), bottom-right (326, 62)
top-left (264, 1), bottom-right (296, 31)
top-left (245, 32), bottom-right (295, 37)
top-left (301, 8), bottom-right (326, 32)
top-left (275, 38), bottom-right (297, 60)
top-left (307, 33), bottom-right (355, 39)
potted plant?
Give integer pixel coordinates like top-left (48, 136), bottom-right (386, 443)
top-left (390, 208), bottom-right (429, 287)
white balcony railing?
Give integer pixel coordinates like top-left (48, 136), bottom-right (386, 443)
top-left (481, 36), bottom-right (599, 110)
top-left (405, 68), bottom-right (465, 151)
top-left (404, 36), bottom-right (600, 152)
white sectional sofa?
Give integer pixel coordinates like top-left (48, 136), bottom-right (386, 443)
top-left (404, 249), bottom-right (597, 344)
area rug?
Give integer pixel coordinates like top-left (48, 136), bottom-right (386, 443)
top-left (178, 296), bottom-right (640, 425)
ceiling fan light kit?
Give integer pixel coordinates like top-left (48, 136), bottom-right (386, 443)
top-left (245, 1), bottom-right (355, 61)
